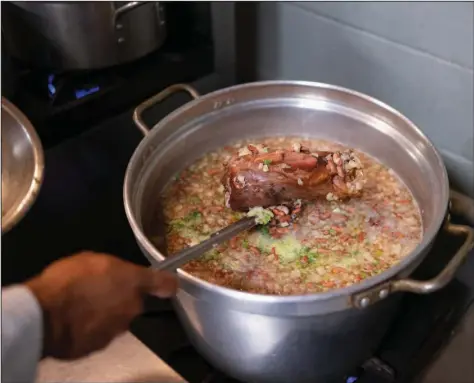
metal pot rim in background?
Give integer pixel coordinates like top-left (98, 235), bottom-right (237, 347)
top-left (124, 81), bottom-right (474, 315)
top-left (2, 1), bottom-right (166, 71)
top-left (1, 97), bottom-right (44, 233)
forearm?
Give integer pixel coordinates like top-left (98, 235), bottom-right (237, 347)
top-left (2, 285), bottom-right (43, 383)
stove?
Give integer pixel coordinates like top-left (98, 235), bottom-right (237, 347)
top-left (2, 98), bottom-right (473, 382)
top-left (2, 16), bottom-right (474, 378)
top-left (2, 2), bottom-right (214, 150)
top-left (3, 94), bottom-right (473, 381)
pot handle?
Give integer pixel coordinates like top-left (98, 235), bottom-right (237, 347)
top-left (132, 84), bottom-right (200, 136)
top-left (352, 222), bottom-right (474, 309)
top-left (113, 2), bottom-right (146, 26)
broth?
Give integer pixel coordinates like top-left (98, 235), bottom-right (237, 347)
top-left (159, 137), bottom-right (423, 295)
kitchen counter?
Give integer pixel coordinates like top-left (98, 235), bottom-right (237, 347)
top-left (37, 332), bottom-right (186, 383)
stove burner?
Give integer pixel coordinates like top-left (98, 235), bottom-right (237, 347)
top-left (4, 2), bottom-right (215, 150)
top-left (47, 73), bottom-right (101, 102)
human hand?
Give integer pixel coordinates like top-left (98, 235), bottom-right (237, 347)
top-left (25, 251), bottom-right (178, 360)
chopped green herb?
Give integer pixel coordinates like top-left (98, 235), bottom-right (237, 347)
top-left (188, 210), bottom-right (202, 220)
top-left (299, 246), bottom-right (311, 255)
top-left (247, 207), bottom-right (274, 225)
top-left (329, 229), bottom-right (336, 236)
top-left (298, 246), bottom-right (319, 263)
top-left (169, 220), bottom-right (186, 231)
top-left (308, 251), bottom-right (319, 262)
top-left (168, 210), bottom-right (202, 232)
top-left (259, 225), bottom-right (270, 237)
top-left (242, 239), bottom-right (249, 249)
top-left (263, 159), bottom-right (272, 166)
top-left (202, 249), bottom-right (219, 261)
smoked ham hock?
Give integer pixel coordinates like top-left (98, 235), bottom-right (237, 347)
top-left (222, 143), bottom-right (365, 211)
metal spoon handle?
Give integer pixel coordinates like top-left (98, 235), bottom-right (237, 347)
top-left (155, 217), bottom-right (256, 271)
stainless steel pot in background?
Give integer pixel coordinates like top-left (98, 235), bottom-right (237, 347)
top-left (124, 82), bottom-right (474, 383)
top-left (1, 98), bottom-right (44, 233)
top-left (1, 1), bottom-right (166, 71)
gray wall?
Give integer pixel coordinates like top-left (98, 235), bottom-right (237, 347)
top-left (255, 2), bottom-right (474, 197)
top-left (212, 2), bottom-right (236, 87)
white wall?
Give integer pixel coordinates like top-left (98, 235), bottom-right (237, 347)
top-left (254, 2), bottom-right (474, 196)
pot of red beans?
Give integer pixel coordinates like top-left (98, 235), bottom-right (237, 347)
top-left (124, 82), bottom-right (473, 383)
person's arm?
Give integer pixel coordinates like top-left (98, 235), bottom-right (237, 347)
top-left (2, 285), bottom-right (43, 383)
top-left (2, 251), bottom-right (178, 382)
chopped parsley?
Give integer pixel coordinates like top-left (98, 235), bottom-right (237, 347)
top-left (188, 211), bottom-right (202, 220)
top-left (247, 207), bottom-right (274, 225)
top-left (299, 246), bottom-right (319, 263)
top-left (263, 159), bottom-right (272, 166)
top-left (168, 210), bottom-right (202, 232)
top-left (259, 225), bottom-right (270, 237)
top-left (202, 249), bottom-right (219, 261)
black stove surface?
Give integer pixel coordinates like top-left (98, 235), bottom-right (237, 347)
top-left (131, 226), bottom-right (474, 383)
top-left (1, 80), bottom-right (210, 285)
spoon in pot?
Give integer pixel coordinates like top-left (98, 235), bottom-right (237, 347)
top-left (155, 216), bottom-right (257, 271)
top-left (155, 203), bottom-right (304, 271)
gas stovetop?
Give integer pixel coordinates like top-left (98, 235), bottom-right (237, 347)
top-left (131, 224), bottom-right (474, 383)
top-left (2, 93), bottom-right (473, 383)
top-left (2, 3), bottom-right (214, 150)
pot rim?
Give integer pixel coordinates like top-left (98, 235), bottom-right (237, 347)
top-left (124, 80), bottom-right (450, 307)
top-left (1, 97), bottom-right (45, 234)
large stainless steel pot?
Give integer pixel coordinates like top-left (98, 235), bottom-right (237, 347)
top-left (1, 1), bottom-right (166, 71)
top-left (124, 82), bottom-right (474, 382)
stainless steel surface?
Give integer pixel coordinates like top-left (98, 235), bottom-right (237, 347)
top-left (124, 81), bottom-right (453, 382)
top-left (1, 1), bottom-right (166, 70)
top-left (37, 332), bottom-right (185, 383)
top-left (156, 217), bottom-right (256, 271)
top-left (1, 98), bottom-right (44, 233)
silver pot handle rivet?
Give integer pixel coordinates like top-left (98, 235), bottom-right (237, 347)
top-left (359, 297), bottom-right (371, 308)
top-left (378, 289), bottom-right (389, 299)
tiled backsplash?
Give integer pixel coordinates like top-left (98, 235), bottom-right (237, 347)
top-left (254, 2), bottom-right (473, 196)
